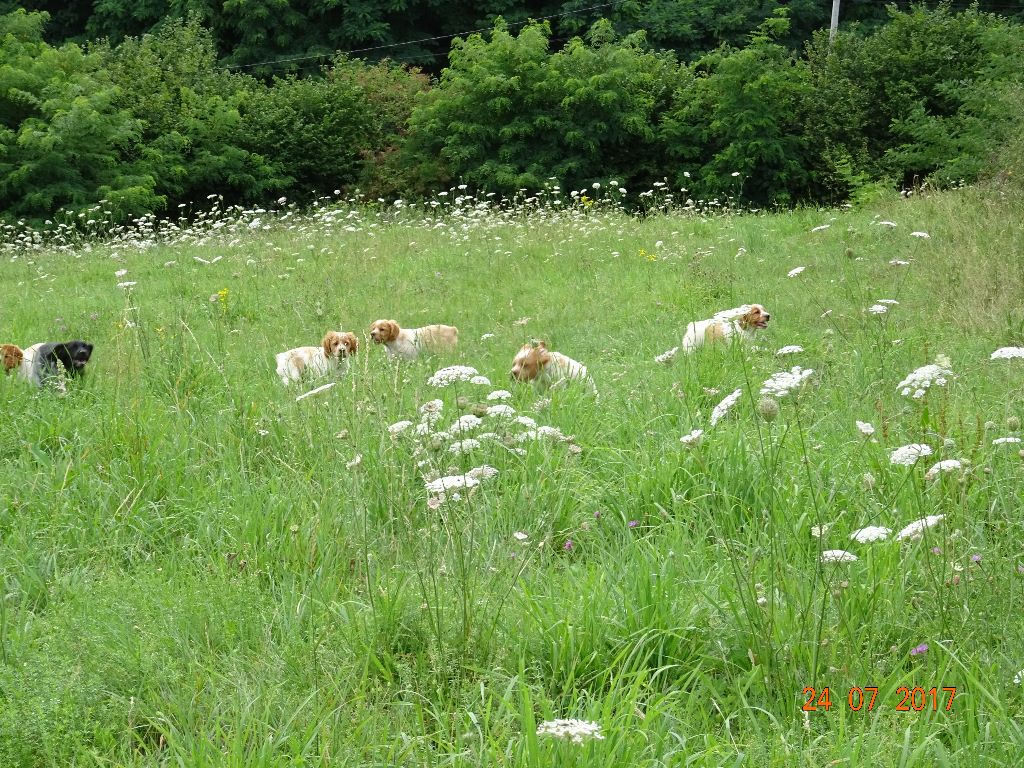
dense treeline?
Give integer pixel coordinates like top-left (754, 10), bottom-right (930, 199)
top-left (1, 6), bottom-right (1022, 225)
top-left (3, 0), bottom-right (1022, 73)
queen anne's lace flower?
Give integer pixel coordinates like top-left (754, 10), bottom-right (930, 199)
top-left (680, 429), bottom-right (704, 446)
top-left (867, 304), bottom-right (888, 315)
top-left (925, 459), bottom-right (962, 480)
top-left (776, 345), bottom-right (804, 356)
top-left (850, 526), bottom-right (891, 543)
top-left (787, 266), bottom-right (807, 277)
top-left (821, 549), bottom-right (858, 563)
top-left (448, 438), bottom-right (482, 454)
top-left (890, 443), bottom-right (933, 466)
top-left (993, 436), bottom-right (1022, 445)
top-left (991, 347), bottom-right (1024, 360)
top-left (710, 388), bottom-right (743, 426)
top-left (427, 365), bottom-right (480, 387)
top-left (486, 404), bottom-right (516, 418)
top-left (449, 414), bottom-right (483, 434)
top-left (897, 363), bottom-right (952, 399)
top-left (487, 390), bottom-right (512, 401)
top-left (536, 719), bottom-right (604, 744)
top-left (469, 375), bottom-right (491, 385)
top-left (388, 420), bottom-right (413, 435)
top-left (760, 366), bottom-right (814, 398)
top-left (856, 421), bottom-right (876, 436)
top-left (655, 347), bottom-right (679, 363)
top-left (896, 514), bottom-right (944, 541)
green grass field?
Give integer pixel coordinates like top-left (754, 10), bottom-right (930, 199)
top-left (2, 183), bottom-right (1024, 766)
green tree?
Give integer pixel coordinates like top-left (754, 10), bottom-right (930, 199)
top-left (0, 10), bottom-right (160, 223)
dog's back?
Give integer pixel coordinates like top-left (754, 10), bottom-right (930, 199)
top-left (416, 324), bottom-right (459, 353)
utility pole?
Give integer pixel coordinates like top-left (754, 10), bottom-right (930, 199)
top-left (829, 0), bottom-right (841, 42)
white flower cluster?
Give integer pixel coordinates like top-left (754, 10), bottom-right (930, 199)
top-left (991, 347), bottom-right (1024, 360)
top-left (486, 404), bottom-right (516, 418)
top-left (710, 388), bottom-right (743, 426)
top-left (487, 389), bottom-right (512, 401)
top-left (850, 526), bottom-right (891, 543)
top-left (388, 420), bottom-right (414, 435)
top-left (427, 365), bottom-right (481, 387)
top-left (821, 549), bottom-right (858, 563)
top-left (536, 719), bottom-right (605, 744)
top-left (895, 514), bottom-right (944, 541)
top-left (856, 420), bottom-right (876, 436)
top-left (867, 304), bottom-right (888, 315)
top-left (423, 466), bottom-right (499, 494)
top-left (759, 366), bottom-right (814, 398)
top-left (924, 459), bottom-right (962, 480)
top-left (896, 363), bottom-right (952, 399)
top-left (889, 443), bottom-right (933, 466)
top-left (787, 266), bottom-right (807, 277)
top-left (776, 345), bottom-right (804, 356)
top-left (993, 436), bottom-right (1022, 445)
top-left (655, 346), bottom-right (679, 364)
top-left (449, 414), bottom-right (483, 434)
top-left (680, 429), bottom-right (704, 446)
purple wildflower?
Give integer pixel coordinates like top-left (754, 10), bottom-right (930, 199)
top-left (931, 547), bottom-right (942, 555)
top-left (563, 539), bottom-right (574, 552)
top-left (971, 553), bottom-right (982, 563)
top-left (910, 643), bottom-right (929, 657)
top-left (628, 520), bottom-right (639, 529)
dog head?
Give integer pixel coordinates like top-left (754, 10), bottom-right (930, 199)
top-left (510, 341), bottom-right (551, 382)
top-left (1, 344), bottom-right (23, 372)
top-left (738, 304), bottom-right (770, 331)
top-left (322, 331), bottom-right (359, 359)
top-left (53, 340), bottom-right (93, 375)
top-left (369, 319), bottom-right (400, 344)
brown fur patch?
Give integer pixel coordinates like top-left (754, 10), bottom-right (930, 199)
top-left (704, 323), bottom-right (726, 344)
top-left (1, 344), bottom-right (23, 372)
top-left (418, 324), bottom-right (458, 351)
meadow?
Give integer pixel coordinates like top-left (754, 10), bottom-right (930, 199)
top-left (2, 181), bottom-right (1024, 766)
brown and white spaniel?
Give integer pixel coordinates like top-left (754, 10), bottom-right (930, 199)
top-left (681, 304), bottom-right (771, 352)
top-left (510, 341), bottom-right (596, 394)
top-left (369, 320), bottom-right (458, 360)
top-left (276, 331), bottom-right (358, 385)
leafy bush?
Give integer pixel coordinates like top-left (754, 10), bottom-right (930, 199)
top-left (104, 16), bottom-right (283, 209)
top-left (403, 19), bottom-right (680, 196)
top-left (0, 10), bottom-right (161, 223)
top-left (239, 58), bottom-right (428, 200)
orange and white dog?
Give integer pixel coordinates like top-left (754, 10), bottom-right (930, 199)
top-left (276, 331), bottom-right (358, 385)
top-left (369, 319), bottom-right (458, 360)
top-left (681, 304), bottom-right (771, 353)
top-left (510, 341), bottom-right (596, 394)
top-left (2, 343), bottom-right (23, 373)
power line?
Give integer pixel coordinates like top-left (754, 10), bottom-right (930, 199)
top-left (221, 2), bottom-right (618, 72)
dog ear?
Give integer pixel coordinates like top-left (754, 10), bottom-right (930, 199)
top-left (322, 332), bottom-right (338, 358)
top-left (344, 333), bottom-right (358, 354)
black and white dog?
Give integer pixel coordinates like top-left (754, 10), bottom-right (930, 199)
top-left (19, 341), bottom-right (94, 387)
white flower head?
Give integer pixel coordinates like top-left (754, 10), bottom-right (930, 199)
top-left (811, 523), bottom-right (833, 538)
top-left (810, 225), bottom-right (831, 233)
top-left (117, 281), bottom-right (137, 289)
top-left (896, 514), bottom-right (944, 541)
top-left (856, 420), bottom-right (876, 436)
top-left (536, 719), bottom-right (604, 744)
top-left (910, 231), bottom-right (930, 239)
top-left (420, 399), bottom-right (444, 415)
top-left (486, 404), bottom-right (516, 418)
top-left (867, 304), bottom-right (888, 315)
top-left (993, 436), bottom-right (1022, 445)
top-left (776, 345), bottom-right (804, 356)
top-left (890, 259), bottom-right (910, 266)
top-left (427, 365), bottom-right (480, 387)
top-left (480, 333), bottom-right (496, 341)
top-left (991, 347), bottom-right (1024, 360)
top-left (487, 389), bottom-right (513, 401)
top-left (449, 438), bottom-right (482, 454)
top-left (655, 347), bottom-right (679, 364)
top-left (925, 459), bottom-right (962, 480)
top-left (890, 443), bottom-right (933, 466)
top-left (470, 375), bottom-right (491, 386)
top-left (680, 429), bottom-right (704, 446)
top-left (897, 363), bottom-right (953, 399)
top-left (388, 420), bottom-right (414, 435)
top-left (787, 266), bottom-right (806, 277)
top-left (850, 526), bottom-right (891, 544)
top-left (821, 549), bottom-right (858, 563)
top-left (760, 366), bottom-right (814, 398)
top-left (710, 388), bottom-right (743, 426)
top-left (449, 414), bottom-right (483, 434)
top-left (513, 531), bottom-right (529, 541)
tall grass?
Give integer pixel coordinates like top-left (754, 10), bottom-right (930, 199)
top-left (2, 183), bottom-right (1023, 765)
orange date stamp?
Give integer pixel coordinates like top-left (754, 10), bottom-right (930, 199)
top-left (802, 686), bottom-right (957, 712)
